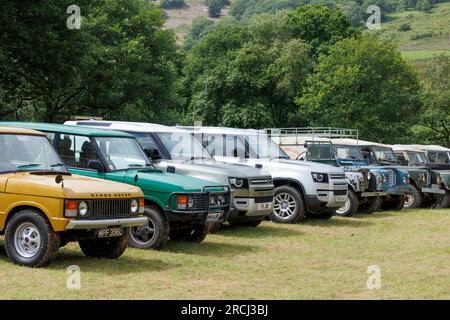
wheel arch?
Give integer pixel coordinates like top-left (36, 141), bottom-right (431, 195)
top-left (4, 204), bottom-right (52, 230)
top-left (272, 178), bottom-right (306, 199)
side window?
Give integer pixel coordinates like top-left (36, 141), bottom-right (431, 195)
top-left (133, 133), bottom-right (159, 151)
top-left (436, 152), bottom-right (449, 164)
top-left (58, 134), bottom-right (99, 169)
top-left (395, 152), bottom-right (406, 161)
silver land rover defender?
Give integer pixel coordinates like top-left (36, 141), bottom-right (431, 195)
top-left (64, 120), bottom-right (275, 228)
top-left (180, 126), bottom-right (349, 222)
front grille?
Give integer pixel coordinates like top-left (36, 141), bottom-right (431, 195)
top-left (250, 178), bottom-right (272, 185)
top-left (330, 173), bottom-right (346, 180)
top-left (387, 170), bottom-right (395, 187)
top-left (193, 194), bottom-right (208, 210)
top-left (334, 189), bottom-right (347, 196)
top-left (254, 196), bottom-right (274, 203)
top-left (89, 199), bottom-right (132, 219)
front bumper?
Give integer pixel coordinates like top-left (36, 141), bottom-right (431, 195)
top-left (232, 197), bottom-right (273, 217)
top-left (306, 190), bottom-right (347, 213)
top-left (65, 217), bottom-right (147, 230)
top-left (422, 185), bottom-right (446, 195)
top-left (361, 191), bottom-right (387, 197)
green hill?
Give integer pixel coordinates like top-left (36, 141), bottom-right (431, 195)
top-left (377, 3), bottom-right (450, 62)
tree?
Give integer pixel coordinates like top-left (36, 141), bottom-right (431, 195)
top-left (205, 0), bottom-right (226, 18)
top-left (160, 0), bottom-right (185, 9)
top-left (296, 35), bottom-right (422, 143)
top-left (287, 5), bottom-right (359, 56)
top-left (415, 0), bottom-right (432, 11)
top-left (183, 17), bottom-right (216, 50)
top-left (412, 55), bottom-right (450, 147)
top-left (0, 0), bottom-right (180, 123)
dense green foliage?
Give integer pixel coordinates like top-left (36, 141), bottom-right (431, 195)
top-left (0, 1), bottom-right (448, 146)
top-left (296, 35), bottom-right (422, 143)
top-left (160, 0), bottom-right (186, 9)
top-left (0, 0), bottom-right (180, 123)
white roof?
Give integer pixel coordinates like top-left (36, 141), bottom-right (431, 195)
top-left (176, 126), bottom-right (264, 136)
top-left (64, 120), bottom-right (187, 133)
top-left (392, 144), bottom-right (450, 152)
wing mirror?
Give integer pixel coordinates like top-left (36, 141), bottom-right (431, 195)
top-left (144, 148), bottom-right (162, 160)
top-left (88, 160), bottom-right (105, 173)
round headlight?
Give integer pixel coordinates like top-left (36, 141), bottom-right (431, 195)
top-left (229, 178), bottom-right (244, 188)
top-left (131, 199), bottom-right (139, 214)
top-left (79, 201), bottom-right (88, 216)
top-left (313, 173), bottom-right (324, 182)
top-left (382, 175), bottom-right (387, 183)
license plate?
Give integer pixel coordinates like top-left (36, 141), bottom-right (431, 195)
top-left (257, 202), bottom-right (272, 210)
top-left (98, 227), bottom-right (123, 238)
top-left (336, 195), bottom-right (347, 202)
top-left (207, 211), bottom-right (222, 223)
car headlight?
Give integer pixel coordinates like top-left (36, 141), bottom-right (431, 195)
top-left (422, 173), bottom-right (427, 182)
top-left (131, 199), bottom-right (139, 214)
top-left (311, 172), bottom-right (328, 183)
top-left (78, 201), bottom-right (88, 216)
top-left (228, 177), bottom-right (247, 188)
top-left (437, 176), bottom-right (442, 184)
top-left (382, 174), bottom-right (387, 183)
top-left (64, 200), bottom-right (78, 217)
top-left (177, 195), bottom-right (195, 209)
top-left (210, 194), bottom-right (227, 206)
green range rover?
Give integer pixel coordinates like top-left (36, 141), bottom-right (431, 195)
top-left (2, 122), bottom-right (230, 250)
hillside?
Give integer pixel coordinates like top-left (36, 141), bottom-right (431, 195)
top-left (163, 1), bottom-right (450, 65)
top-left (378, 3), bottom-right (450, 62)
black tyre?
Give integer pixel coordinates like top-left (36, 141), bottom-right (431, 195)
top-left (335, 189), bottom-right (358, 217)
top-left (358, 196), bottom-right (381, 214)
top-left (128, 206), bottom-right (169, 250)
top-left (209, 222), bottom-right (223, 234)
top-left (433, 189), bottom-right (450, 209)
top-left (381, 195), bottom-right (405, 211)
top-left (270, 185), bottom-right (306, 223)
top-left (79, 231), bottom-right (128, 259)
top-left (403, 184), bottom-right (422, 209)
top-left (169, 224), bottom-right (210, 243)
top-left (5, 210), bottom-right (60, 267)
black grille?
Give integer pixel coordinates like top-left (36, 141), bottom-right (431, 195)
top-left (330, 174), bottom-right (346, 180)
top-left (88, 199), bottom-right (132, 219)
top-left (193, 194), bottom-right (208, 210)
top-left (250, 178), bottom-right (272, 185)
top-left (334, 189), bottom-right (347, 196)
top-left (255, 196), bottom-right (274, 203)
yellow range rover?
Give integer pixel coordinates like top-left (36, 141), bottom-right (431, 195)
top-left (0, 126), bottom-right (147, 267)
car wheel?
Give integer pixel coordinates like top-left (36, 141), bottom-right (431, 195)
top-left (358, 196), bottom-right (381, 214)
top-left (169, 224), bottom-right (210, 243)
top-left (381, 195), bottom-right (405, 211)
top-left (403, 184), bottom-right (422, 209)
top-left (433, 189), bottom-right (450, 209)
top-left (335, 189), bottom-right (358, 217)
top-left (79, 232), bottom-right (128, 259)
top-left (5, 210), bottom-right (60, 267)
top-left (270, 185), bottom-right (306, 223)
top-left (128, 205), bottom-right (169, 250)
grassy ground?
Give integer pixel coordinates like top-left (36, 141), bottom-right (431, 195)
top-left (0, 209), bottom-right (449, 299)
top-left (379, 3), bottom-right (450, 62)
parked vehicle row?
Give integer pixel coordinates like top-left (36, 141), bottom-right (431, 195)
top-left (1, 123), bottom-right (448, 268)
top-left (267, 127), bottom-right (450, 210)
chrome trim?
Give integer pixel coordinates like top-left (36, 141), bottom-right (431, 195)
top-left (65, 217), bottom-right (148, 230)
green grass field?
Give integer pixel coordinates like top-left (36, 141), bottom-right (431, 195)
top-left (378, 3), bottom-right (450, 61)
top-left (1, 209), bottom-right (449, 299)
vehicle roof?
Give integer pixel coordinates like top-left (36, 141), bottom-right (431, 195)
top-left (0, 122), bottom-right (134, 138)
top-left (64, 120), bottom-right (187, 133)
top-left (176, 126), bottom-right (264, 136)
top-left (0, 125), bottom-right (46, 136)
top-left (392, 144), bottom-right (450, 152)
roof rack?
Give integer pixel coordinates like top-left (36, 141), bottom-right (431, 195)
top-left (265, 127), bottom-right (359, 145)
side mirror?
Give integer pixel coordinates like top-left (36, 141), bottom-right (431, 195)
top-left (144, 148), bottom-right (161, 160)
top-left (304, 142), bottom-right (308, 148)
top-left (88, 160), bottom-right (105, 173)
